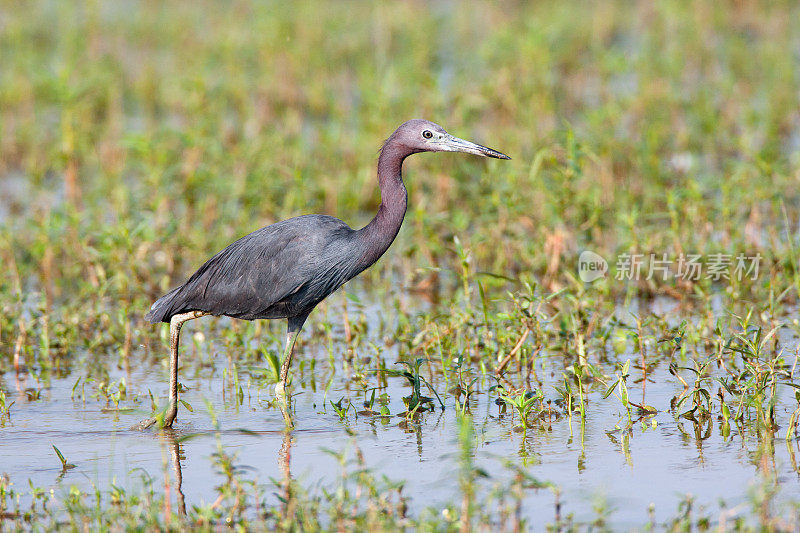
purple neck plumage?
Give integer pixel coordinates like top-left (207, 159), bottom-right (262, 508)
top-left (356, 138), bottom-right (410, 267)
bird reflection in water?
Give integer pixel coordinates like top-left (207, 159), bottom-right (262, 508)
top-left (161, 411), bottom-right (295, 522)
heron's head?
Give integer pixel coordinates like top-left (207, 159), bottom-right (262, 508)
top-left (388, 119), bottom-right (511, 160)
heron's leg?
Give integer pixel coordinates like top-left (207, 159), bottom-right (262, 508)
top-left (164, 311), bottom-right (208, 427)
top-left (133, 311), bottom-right (207, 430)
top-left (275, 313), bottom-right (309, 398)
top-left (274, 330), bottom-right (299, 398)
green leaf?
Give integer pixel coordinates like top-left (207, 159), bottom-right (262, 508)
top-left (267, 352), bottom-right (282, 381)
top-left (715, 377), bottom-right (736, 395)
top-left (52, 445), bottom-right (75, 470)
top-left (757, 324), bottom-right (781, 351)
top-left (345, 291), bottom-right (363, 305)
top-left (603, 379), bottom-right (620, 399)
top-left (53, 445), bottom-right (66, 466)
top-left (71, 377), bottom-right (82, 395)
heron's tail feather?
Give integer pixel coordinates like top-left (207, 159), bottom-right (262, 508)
top-left (144, 286), bottom-right (183, 323)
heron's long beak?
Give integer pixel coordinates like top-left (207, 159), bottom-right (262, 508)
top-left (440, 134), bottom-right (511, 160)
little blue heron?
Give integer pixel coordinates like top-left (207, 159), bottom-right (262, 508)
top-left (136, 119), bottom-right (509, 429)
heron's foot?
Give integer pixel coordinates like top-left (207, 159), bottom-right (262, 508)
top-left (164, 406), bottom-right (177, 428)
top-left (131, 404), bottom-right (177, 431)
top-left (131, 416), bottom-right (158, 431)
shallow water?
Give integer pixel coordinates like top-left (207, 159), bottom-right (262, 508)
top-left (2, 293), bottom-right (800, 528)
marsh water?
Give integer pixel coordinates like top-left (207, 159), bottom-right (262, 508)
top-left (3, 291), bottom-right (800, 528)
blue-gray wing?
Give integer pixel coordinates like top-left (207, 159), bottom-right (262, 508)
top-left (145, 215), bottom-right (354, 323)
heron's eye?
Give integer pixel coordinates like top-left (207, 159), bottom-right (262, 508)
top-left (422, 130), bottom-right (433, 139)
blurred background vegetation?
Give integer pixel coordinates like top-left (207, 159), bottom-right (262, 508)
top-left (1, 0), bottom-right (799, 353)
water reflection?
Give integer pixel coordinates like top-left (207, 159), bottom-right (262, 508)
top-left (279, 429), bottom-right (293, 522)
top-left (160, 424), bottom-right (295, 521)
top-left (166, 434), bottom-right (187, 516)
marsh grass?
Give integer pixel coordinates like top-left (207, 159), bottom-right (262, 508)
top-left (2, 0), bottom-right (800, 530)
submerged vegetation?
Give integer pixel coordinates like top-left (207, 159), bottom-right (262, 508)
top-left (2, 0), bottom-right (800, 530)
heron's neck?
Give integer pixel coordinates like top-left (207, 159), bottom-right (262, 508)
top-left (357, 141), bottom-right (409, 266)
